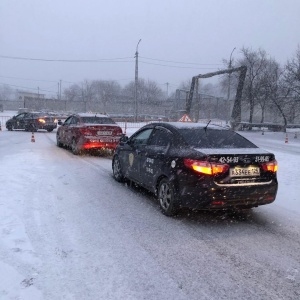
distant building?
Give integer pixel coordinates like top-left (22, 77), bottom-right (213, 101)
top-left (18, 90), bottom-right (45, 101)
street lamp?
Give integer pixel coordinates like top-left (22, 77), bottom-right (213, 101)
top-left (226, 47), bottom-right (236, 123)
top-left (134, 39), bottom-right (141, 122)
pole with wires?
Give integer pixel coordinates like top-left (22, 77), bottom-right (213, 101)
top-left (134, 39), bottom-right (141, 122)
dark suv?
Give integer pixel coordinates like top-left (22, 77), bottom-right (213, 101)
top-left (6, 112), bottom-right (57, 132)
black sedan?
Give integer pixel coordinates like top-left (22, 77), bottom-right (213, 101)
top-left (112, 122), bottom-right (278, 216)
top-left (6, 112), bottom-right (57, 132)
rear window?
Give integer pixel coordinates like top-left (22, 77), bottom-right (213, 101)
top-left (81, 117), bottom-right (116, 124)
top-left (32, 113), bottom-right (51, 118)
top-left (179, 128), bottom-right (257, 148)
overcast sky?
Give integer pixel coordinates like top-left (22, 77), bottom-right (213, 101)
top-left (0, 0), bottom-right (299, 97)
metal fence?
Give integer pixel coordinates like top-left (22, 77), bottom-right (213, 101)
top-left (0, 116), bottom-right (11, 128)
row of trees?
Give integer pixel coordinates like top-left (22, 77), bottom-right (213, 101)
top-left (63, 78), bottom-right (165, 109)
top-left (223, 46), bottom-right (300, 125)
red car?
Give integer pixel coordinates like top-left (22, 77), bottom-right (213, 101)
top-left (56, 113), bottom-right (123, 155)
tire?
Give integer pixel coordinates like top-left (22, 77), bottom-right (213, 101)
top-left (56, 134), bottom-right (63, 148)
top-left (47, 129), bottom-right (54, 132)
top-left (112, 155), bottom-right (125, 182)
top-left (7, 123), bottom-right (13, 131)
top-left (71, 138), bottom-right (80, 155)
top-left (157, 178), bottom-right (178, 216)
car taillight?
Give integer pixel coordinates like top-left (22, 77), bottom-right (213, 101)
top-left (38, 118), bottom-right (46, 123)
top-left (261, 160), bottom-right (278, 172)
top-left (79, 128), bottom-right (93, 135)
top-left (184, 159), bottom-right (229, 175)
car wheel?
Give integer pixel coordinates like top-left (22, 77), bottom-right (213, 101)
top-left (56, 134), bottom-right (63, 148)
top-left (157, 178), bottom-right (178, 216)
top-left (47, 129), bottom-right (53, 132)
top-left (112, 155), bottom-right (124, 182)
top-left (71, 138), bottom-right (80, 155)
top-left (7, 124), bottom-right (13, 131)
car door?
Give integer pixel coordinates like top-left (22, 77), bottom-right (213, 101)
top-left (66, 116), bottom-right (81, 145)
top-left (122, 128), bottom-right (153, 182)
top-left (14, 113), bottom-right (27, 129)
top-left (140, 127), bottom-right (173, 189)
top-left (59, 116), bottom-right (73, 145)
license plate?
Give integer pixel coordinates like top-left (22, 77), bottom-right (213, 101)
top-left (230, 167), bottom-right (260, 177)
top-left (97, 131), bottom-right (112, 135)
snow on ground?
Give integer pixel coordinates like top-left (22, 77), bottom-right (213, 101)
top-left (0, 111), bottom-right (300, 299)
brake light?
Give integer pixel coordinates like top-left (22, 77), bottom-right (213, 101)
top-left (38, 118), bottom-right (46, 123)
top-left (184, 159), bottom-right (229, 175)
top-left (261, 160), bottom-right (278, 172)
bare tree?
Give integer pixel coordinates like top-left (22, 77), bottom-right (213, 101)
top-left (238, 47), bottom-right (268, 123)
top-left (123, 79), bottom-right (164, 111)
top-left (255, 58), bottom-right (281, 123)
top-left (63, 84), bottom-right (82, 101)
top-left (284, 46), bottom-right (300, 97)
top-left (0, 84), bottom-right (16, 101)
top-left (91, 80), bottom-right (121, 111)
top-left (139, 79), bottom-right (164, 105)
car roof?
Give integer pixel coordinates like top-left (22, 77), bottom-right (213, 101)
top-left (149, 122), bottom-right (230, 131)
top-left (75, 113), bottom-right (110, 118)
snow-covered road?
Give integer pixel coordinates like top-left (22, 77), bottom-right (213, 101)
top-left (0, 128), bottom-right (300, 300)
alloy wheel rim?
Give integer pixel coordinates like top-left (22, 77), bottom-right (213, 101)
top-left (159, 183), bottom-right (171, 210)
top-left (72, 140), bottom-right (76, 152)
top-left (114, 159), bottom-right (121, 178)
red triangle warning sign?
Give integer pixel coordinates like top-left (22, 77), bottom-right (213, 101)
top-left (178, 114), bottom-right (192, 122)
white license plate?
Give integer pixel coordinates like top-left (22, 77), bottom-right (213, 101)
top-left (97, 131), bottom-right (112, 136)
top-left (230, 167), bottom-right (260, 177)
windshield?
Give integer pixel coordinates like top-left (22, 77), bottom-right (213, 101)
top-left (179, 128), bottom-right (258, 148)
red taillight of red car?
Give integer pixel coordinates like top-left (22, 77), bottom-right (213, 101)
top-left (261, 160), bottom-right (278, 172)
top-left (184, 159), bottom-right (229, 175)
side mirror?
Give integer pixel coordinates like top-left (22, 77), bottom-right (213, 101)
top-left (119, 134), bottom-right (129, 143)
top-left (13, 116), bottom-right (16, 119)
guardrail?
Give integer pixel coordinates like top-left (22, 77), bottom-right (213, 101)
top-left (238, 122), bottom-right (300, 131)
top-left (116, 121), bottom-right (156, 134)
top-left (0, 116), bottom-right (11, 129)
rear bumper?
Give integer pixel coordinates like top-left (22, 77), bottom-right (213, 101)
top-left (175, 178), bottom-right (278, 209)
top-left (38, 124), bottom-right (57, 130)
top-left (80, 138), bottom-right (119, 151)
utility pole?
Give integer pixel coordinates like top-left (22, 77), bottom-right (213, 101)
top-left (226, 47), bottom-right (236, 123)
top-left (165, 82), bottom-right (169, 97)
top-left (194, 78), bottom-right (199, 122)
top-left (134, 39), bottom-right (141, 122)
top-left (59, 79), bottom-right (62, 100)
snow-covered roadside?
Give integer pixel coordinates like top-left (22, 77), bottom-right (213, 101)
top-left (1, 112), bottom-right (300, 299)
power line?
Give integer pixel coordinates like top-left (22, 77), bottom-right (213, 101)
top-left (0, 75), bottom-right (58, 83)
top-left (0, 82), bottom-right (56, 93)
top-left (0, 54), bottom-right (224, 67)
top-left (0, 55), bottom-right (134, 63)
top-left (140, 56), bottom-right (223, 66)
top-left (139, 60), bottom-right (221, 69)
